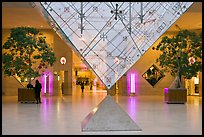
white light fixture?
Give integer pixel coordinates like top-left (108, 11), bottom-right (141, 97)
top-left (193, 77), bottom-right (199, 84)
top-left (44, 75), bottom-right (47, 93)
top-left (60, 57), bottom-right (66, 65)
top-left (114, 57), bottom-right (120, 64)
top-left (189, 57), bottom-right (195, 64)
top-left (130, 73), bottom-right (136, 94)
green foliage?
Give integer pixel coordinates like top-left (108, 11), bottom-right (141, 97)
top-left (2, 27), bottom-right (57, 81)
top-left (153, 29), bottom-right (202, 80)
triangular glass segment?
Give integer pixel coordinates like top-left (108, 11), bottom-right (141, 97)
top-left (40, 2), bottom-right (193, 89)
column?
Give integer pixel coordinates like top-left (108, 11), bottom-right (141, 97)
top-left (52, 74), bottom-right (59, 96)
top-left (63, 70), bottom-right (72, 95)
top-left (199, 72), bottom-right (202, 97)
top-left (118, 75), bottom-right (128, 96)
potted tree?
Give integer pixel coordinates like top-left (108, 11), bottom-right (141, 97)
top-left (2, 27), bottom-right (56, 102)
top-left (153, 29), bottom-right (202, 103)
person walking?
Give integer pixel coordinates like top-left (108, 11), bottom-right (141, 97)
top-left (90, 81), bottom-right (93, 90)
top-left (80, 81), bottom-right (85, 93)
top-left (35, 80), bottom-right (42, 104)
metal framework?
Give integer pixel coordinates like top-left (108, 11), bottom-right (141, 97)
top-left (40, 2), bottom-right (193, 89)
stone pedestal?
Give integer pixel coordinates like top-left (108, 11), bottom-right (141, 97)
top-left (18, 88), bottom-right (36, 103)
top-left (164, 88), bottom-right (187, 104)
top-left (81, 95), bottom-right (142, 131)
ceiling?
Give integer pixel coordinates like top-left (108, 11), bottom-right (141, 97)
top-left (2, 2), bottom-right (202, 69)
top-left (2, 2), bottom-right (202, 30)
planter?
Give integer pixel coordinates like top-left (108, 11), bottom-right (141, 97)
top-left (18, 88), bottom-right (36, 103)
top-left (164, 88), bottom-right (187, 104)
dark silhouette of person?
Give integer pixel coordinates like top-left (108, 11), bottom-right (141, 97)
top-left (90, 81), bottom-right (93, 90)
top-left (27, 83), bottom-right (34, 88)
top-left (80, 81), bottom-right (85, 93)
top-left (34, 80), bottom-right (42, 104)
top-left (61, 82), bottom-right (64, 95)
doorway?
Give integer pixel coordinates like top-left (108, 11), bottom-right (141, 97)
top-left (58, 70), bottom-right (64, 96)
top-left (185, 73), bottom-right (200, 96)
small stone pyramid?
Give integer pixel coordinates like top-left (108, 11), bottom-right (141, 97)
top-left (81, 95), bottom-right (142, 131)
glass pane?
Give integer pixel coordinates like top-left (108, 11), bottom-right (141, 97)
top-left (40, 2), bottom-right (193, 89)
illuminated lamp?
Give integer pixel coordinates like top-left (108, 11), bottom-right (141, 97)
top-left (114, 57), bottom-right (120, 64)
top-left (54, 71), bottom-right (57, 75)
top-left (60, 57), bottom-right (66, 65)
top-left (44, 74), bottom-right (48, 94)
top-left (188, 57), bottom-right (195, 64)
top-left (130, 73), bottom-right (136, 94)
top-left (194, 77), bottom-right (199, 84)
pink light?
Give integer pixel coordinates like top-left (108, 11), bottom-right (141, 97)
top-left (114, 57), bottom-right (120, 64)
top-left (44, 75), bottom-right (47, 93)
top-left (127, 97), bottom-right (138, 120)
top-left (127, 70), bottom-right (139, 95)
top-left (81, 67), bottom-right (88, 71)
top-left (130, 73), bottom-right (135, 93)
top-left (80, 63), bottom-right (87, 69)
top-left (94, 78), bottom-right (97, 86)
top-left (44, 75), bottom-right (47, 94)
top-left (41, 71), bottom-right (53, 96)
top-left (164, 88), bottom-right (168, 94)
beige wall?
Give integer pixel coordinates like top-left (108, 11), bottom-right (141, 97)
top-left (123, 33), bottom-right (174, 95)
top-left (2, 28), bottom-right (73, 96)
top-left (121, 33), bottom-right (202, 96)
top-left (53, 31), bottom-right (73, 95)
top-left (123, 37), bottom-right (175, 96)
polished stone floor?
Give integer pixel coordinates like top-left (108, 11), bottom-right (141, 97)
top-left (2, 86), bottom-right (202, 135)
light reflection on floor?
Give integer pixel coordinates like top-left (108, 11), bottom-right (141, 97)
top-left (2, 87), bottom-right (202, 135)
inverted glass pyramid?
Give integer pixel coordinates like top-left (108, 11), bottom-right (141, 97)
top-left (40, 2), bottom-right (193, 89)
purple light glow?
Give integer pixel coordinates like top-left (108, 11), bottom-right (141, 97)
top-left (41, 71), bottom-right (54, 96)
top-left (164, 88), bottom-right (168, 94)
top-left (94, 78), bottom-right (97, 86)
top-left (127, 97), bottom-right (138, 120)
top-left (130, 74), bottom-right (135, 93)
top-left (44, 75), bottom-right (47, 94)
top-left (127, 70), bottom-right (139, 95)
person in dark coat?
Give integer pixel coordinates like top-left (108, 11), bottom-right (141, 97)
top-left (27, 83), bottom-right (34, 88)
top-left (90, 81), bottom-right (93, 90)
top-left (80, 81), bottom-right (85, 93)
top-left (34, 80), bottom-right (42, 104)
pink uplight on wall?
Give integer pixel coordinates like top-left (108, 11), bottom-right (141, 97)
top-left (44, 74), bottom-right (47, 94)
top-left (127, 70), bottom-right (139, 95)
top-left (130, 73), bottom-right (136, 93)
top-left (41, 71), bottom-right (53, 96)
